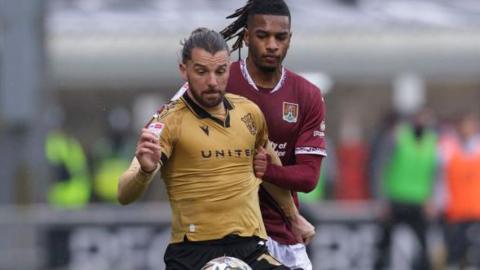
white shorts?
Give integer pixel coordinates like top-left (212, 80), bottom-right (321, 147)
top-left (266, 237), bottom-right (312, 270)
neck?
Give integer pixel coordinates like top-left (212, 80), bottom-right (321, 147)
top-left (246, 57), bottom-right (282, 89)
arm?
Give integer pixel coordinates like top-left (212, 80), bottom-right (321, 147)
top-left (263, 155), bottom-right (324, 192)
top-left (258, 142), bottom-right (299, 219)
top-left (263, 85), bottom-right (326, 192)
top-left (118, 128), bottom-right (162, 205)
top-left (118, 157), bottom-right (159, 205)
top-left (256, 143), bottom-right (316, 244)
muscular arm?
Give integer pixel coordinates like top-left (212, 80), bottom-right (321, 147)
top-left (263, 154), bottom-right (324, 192)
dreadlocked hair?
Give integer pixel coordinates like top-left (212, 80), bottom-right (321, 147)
top-left (220, 0), bottom-right (291, 58)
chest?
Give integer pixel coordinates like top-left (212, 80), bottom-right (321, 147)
top-left (173, 112), bottom-right (258, 163)
top-left (231, 88), bottom-right (303, 142)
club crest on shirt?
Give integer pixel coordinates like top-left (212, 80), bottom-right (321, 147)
top-left (282, 102), bottom-right (298, 123)
top-left (241, 113), bottom-right (257, 135)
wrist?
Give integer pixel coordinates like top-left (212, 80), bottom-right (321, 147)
top-left (264, 162), bottom-right (275, 181)
top-left (140, 163), bottom-right (158, 174)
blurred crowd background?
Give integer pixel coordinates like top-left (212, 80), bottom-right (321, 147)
top-left (1, 0), bottom-right (480, 269)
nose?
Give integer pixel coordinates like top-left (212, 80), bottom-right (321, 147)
top-left (266, 37), bottom-right (279, 52)
top-left (207, 73), bottom-right (218, 88)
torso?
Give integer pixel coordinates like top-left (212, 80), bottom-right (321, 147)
top-left (227, 60), bottom-right (326, 244)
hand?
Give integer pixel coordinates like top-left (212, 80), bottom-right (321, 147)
top-left (254, 146), bottom-right (268, 178)
top-left (291, 214), bottom-right (316, 245)
top-left (135, 128), bottom-right (162, 173)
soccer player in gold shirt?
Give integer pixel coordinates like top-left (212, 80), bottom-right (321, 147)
top-left (118, 28), bottom-right (313, 269)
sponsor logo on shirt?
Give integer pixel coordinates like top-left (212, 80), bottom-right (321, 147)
top-left (282, 102), bottom-right (298, 123)
top-left (314, 120), bottom-right (326, 137)
top-left (271, 142), bottom-right (287, 157)
top-left (200, 149), bottom-right (253, 159)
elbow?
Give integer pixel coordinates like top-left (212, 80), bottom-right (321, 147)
top-left (117, 193), bottom-right (132, 205)
top-left (298, 170), bottom-right (321, 193)
top-left (117, 181), bottom-right (132, 205)
top-left (299, 178), bottom-right (318, 193)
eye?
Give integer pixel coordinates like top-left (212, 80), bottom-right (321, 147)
top-left (216, 68), bottom-right (226, 75)
top-left (195, 69), bottom-right (207, 75)
top-left (276, 34), bottom-right (288, 41)
top-left (256, 32), bottom-right (267, 39)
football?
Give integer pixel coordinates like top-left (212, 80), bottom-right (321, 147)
top-left (200, 256), bottom-right (252, 270)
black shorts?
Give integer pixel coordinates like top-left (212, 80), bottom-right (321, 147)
top-left (164, 235), bottom-right (289, 270)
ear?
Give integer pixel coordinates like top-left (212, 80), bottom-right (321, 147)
top-left (179, 63), bottom-right (187, 81)
top-left (243, 28), bottom-right (249, 47)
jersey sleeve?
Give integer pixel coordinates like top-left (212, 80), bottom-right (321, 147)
top-left (295, 86), bottom-right (327, 156)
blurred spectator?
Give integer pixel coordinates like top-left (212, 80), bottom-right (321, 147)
top-left (374, 108), bottom-right (438, 270)
top-left (438, 111), bottom-right (480, 269)
top-left (92, 106), bottom-right (135, 203)
top-left (45, 106), bottom-right (90, 208)
top-left (334, 113), bottom-right (369, 200)
top-left (369, 111), bottom-right (399, 199)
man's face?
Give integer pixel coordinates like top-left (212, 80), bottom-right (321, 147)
top-left (244, 14), bottom-right (291, 72)
top-left (179, 48), bottom-right (230, 108)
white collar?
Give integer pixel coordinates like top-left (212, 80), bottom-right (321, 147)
top-left (239, 59), bottom-right (286, 93)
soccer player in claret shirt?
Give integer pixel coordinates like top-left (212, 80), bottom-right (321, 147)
top-left (221, 0), bottom-right (327, 269)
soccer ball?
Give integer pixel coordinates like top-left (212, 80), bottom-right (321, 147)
top-left (201, 256), bottom-right (252, 270)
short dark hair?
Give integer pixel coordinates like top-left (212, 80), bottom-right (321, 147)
top-left (181, 27), bottom-right (230, 64)
top-left (220, 0), bottom-right (291, 53)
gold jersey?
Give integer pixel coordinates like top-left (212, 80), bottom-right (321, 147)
top-left (152, 92), bottom-right (269, 243)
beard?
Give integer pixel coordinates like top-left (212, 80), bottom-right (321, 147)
top-left (250, 49), bottom-right (283, 73)
top-left (188, 82), bottom-right (224, 108)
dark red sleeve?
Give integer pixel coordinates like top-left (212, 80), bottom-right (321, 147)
top-left (295, 84), bottom-right (326, 156)
top-left (263, 154), bottom-right (324, 192)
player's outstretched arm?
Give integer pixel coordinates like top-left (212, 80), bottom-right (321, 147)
top-left (118, 128), bottom-right (161, 205)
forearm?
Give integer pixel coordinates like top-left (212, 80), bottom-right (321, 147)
top-left (260, 142), bottom-right (298, 219)
top-left (263, 155), bottom-right (323, 192)
top-left (261, 181), bottom-right (299, 220)
top-left (118, 157), bottom-right (159, 205)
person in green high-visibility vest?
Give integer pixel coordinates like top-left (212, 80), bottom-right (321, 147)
top-left (374, 109), bottom-right (438, 270)
top-left (45, 130), bottom-right (90, 208)
top-left (92, 107), bottom-right (135, 203)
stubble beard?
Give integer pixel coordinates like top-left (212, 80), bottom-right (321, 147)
top-left (189, 84), bottom-right (224, 109)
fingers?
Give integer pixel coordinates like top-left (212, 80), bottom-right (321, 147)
top-left (253, 148), bottom-right (268, 178)
top-left (303, 229), bottom-right (316, 245)
top-left (135, 128), bottom-right (162, 171)
top-left (256, 146), bottom-right (267, 155)
top-left (139, 128), bottom-right (159, 143)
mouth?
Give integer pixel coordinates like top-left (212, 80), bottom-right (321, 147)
top-left (203, 91), bottom-right (221, 98)
top-left (263, 55), bottom-right (279, 64)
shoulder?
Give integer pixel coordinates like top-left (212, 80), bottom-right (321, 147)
top-left (286, 69), bottom-right (324, 102)
top-left (229, 60), bottom-right (241, 71)
top-left (150, 99), bottom-right (188, 124)
top-left (226, 93), bottom-right (259, 109)
top-left (226, 93), bottom-right (264, 117)
top-left (227, 61), bottom-right (243, 82)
